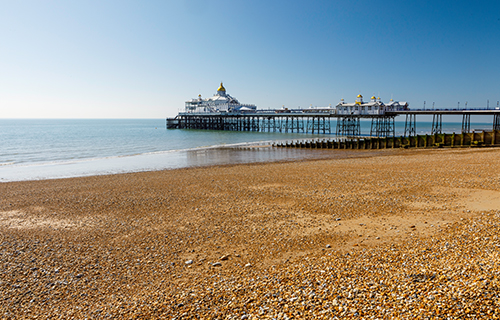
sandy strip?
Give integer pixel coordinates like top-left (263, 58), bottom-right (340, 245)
top-left (1, 147), bottom-right (500, 318)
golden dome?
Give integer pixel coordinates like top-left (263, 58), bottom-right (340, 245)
top-left (217, 82), bottom-right (226, 92)
top-left (357, 94), bottom-right (363, 98)
top-left (371, 96), bottom-right (376, 100)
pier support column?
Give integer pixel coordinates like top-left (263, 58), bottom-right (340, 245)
top-left (404, 114), bottom-right (416, 137)
top-left (336, 116), bottom-right (360, 136)
top-left (462, 114), bottom-right (471, 133)
top-left (370, 116), bottom-right (395, 137)
top-left (431, 114), bottom-right (443, 135)
top-left (493, 114), bottom-right (500, 131)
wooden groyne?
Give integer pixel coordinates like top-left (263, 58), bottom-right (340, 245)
top-left (274, 130), bottom-right (500, 150)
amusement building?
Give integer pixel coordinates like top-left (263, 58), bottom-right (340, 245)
top-left (335, 94), bottom-right (409, 115)
top-left (184, 83), bottom-right (257, 113)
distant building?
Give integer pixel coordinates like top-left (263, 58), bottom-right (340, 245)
top-left (184, 83), bottom-right (257, 113)
top-left (336, 95), bottom-right (409, 115)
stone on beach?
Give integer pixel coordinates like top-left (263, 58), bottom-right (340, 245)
top-left (1, 147), bottom-right (500, 318)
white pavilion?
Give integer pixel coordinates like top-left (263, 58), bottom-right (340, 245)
top-left (336, 95), bottom-right (409, 115)
top-left (184, 83), bottom-right (257, 113)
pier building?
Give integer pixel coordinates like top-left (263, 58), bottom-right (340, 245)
top-left (184, 83), bottom-right (257, 113)
top-left (336, 95), bottom-right (409, 115)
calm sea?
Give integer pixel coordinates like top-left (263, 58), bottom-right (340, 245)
top-left (0, 118), bottom-right (494, 182)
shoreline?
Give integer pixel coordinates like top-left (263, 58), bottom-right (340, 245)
top-left (0, 145), bottom-right (396, 183)
top-left (1, 147), bottom-right (500, 318)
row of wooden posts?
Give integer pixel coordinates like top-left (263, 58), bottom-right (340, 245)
top-left (274, 130), bottom-right (500, 150)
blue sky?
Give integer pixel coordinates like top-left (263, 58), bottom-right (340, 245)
top-left (1, 0), bottom-right (499, 118)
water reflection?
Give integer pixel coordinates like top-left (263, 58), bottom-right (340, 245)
top-left (0, 145), bottom-right (385, 182)
top-left (184, 146), bottom-right (378, 168)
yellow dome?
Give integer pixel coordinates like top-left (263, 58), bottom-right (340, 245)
top-left (357, 94), bottom-right (363, 98)
top-left (217, 82), bottom-right (226, 92)
top-left (371, 96), bottom-right (376, 100)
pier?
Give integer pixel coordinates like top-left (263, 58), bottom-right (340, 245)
top-left (168, 86), bottom-right (500, 137)
top-left (167, 109), bottom-right (500, 137)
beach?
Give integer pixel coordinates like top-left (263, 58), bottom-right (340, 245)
top-left (1, 147), bottom-right (500, 319)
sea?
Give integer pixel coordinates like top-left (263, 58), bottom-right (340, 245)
top-left (0, 118), bottom-right (494, 182)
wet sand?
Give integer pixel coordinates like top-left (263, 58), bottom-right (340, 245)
top-left (1, 147), bottom-right (500, 319)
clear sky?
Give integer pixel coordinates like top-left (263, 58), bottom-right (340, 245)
top-left (1, 0), bottom-right (499, 118)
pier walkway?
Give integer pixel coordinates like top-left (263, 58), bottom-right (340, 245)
top-left (167, 109), bottom-right (500, 137)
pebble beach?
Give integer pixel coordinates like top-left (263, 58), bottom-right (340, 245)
top-left (1, 147), bottom-right (500, 319)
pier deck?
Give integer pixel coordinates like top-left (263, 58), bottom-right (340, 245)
top-left (167, 109), bottom-right (500, 137)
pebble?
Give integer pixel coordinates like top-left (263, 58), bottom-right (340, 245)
top-left (1, 148), bottom-right (499, 319)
